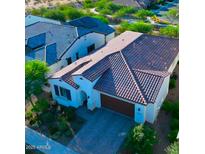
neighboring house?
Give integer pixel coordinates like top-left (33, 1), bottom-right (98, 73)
top-left (49, 31), bottom-right (179, 124)
top-left (65, 16), bottom-right (115, 43)
top-left (25, 16), bottom-right (115, 75)
top-left (25, 15), bottom-right (61, 26)
top-left (113, 0), bottom-right (156, 8)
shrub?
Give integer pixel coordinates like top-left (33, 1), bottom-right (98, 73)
top-left (162, 101), bottom-right (179, 119)
top-left (92, 15), bottom-right (109, 24)
top-left (120, 21), bottom-right (153, 33)
top-left (66, 8), bottom-right (84, 20)
top-left (64, 107), bottom-right (76, 121)
top-left (26, 111), bottom-right (33, 120)
top-left (32, 99), bottom-right (49, 113)
top-left (135, 9), bottom-right (154, 19)
top-left (43, 10), bottom-right (66, 22)
top-left (168, 129), bottom-right (178, 143)
top-left (65, 129), bottom-right (72, 137)
top-left (160, 25), bottom-right (179, 38)
top-left (99, 8), bottom-right (112, 15)
top-left (58, 117), bottom-right (69, 131)
top-left (170, 118), bottom-right (179, 130)
top-left (166, 141), bottom-right (179, 154)
top-left (169, 78), bottom-right (176, 89)
top-left (114, 6), bottom-right (136, 18)
top-left (40, 112), bottom-right (55, 123)
top-left (83, 0), bottom-right (95, 8)
top-left (124, 124), bottom-right (157, 154)
top-left (171, 73), bottom-right (178, 80)
top-left (49, 125), bottom-right (59, 135)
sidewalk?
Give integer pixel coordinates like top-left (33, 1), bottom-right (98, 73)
top-left (25, 126), bottom-right (78, 154)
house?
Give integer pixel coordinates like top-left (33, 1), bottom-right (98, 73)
top-left (49, 31), bottom-right (179, 124)
top-left (65, 16), bottom-right (115, 43)
top-left (25, 16), bottom-right (115, 75)
top-left (25, 15), bottom-right (61, 26)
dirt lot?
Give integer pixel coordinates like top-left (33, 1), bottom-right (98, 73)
top-left (25, 0), bottom-right (83, 9)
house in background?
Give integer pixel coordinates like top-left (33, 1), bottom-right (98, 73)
top-left (25, 15), bottom-right (61, 26)
top-left (25, 16), bottom-right (115, 75)
top-left (49, 31), bottom-right (179, 124)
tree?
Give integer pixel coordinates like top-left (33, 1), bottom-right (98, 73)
top-left (25, 60), bottom-right (49, 106)
top-left (125, 124), bottom-right (157, 154)
top-left (166, 141), bottom-right (179, 154)
top-left (160, 25), bottom-right (179, 38)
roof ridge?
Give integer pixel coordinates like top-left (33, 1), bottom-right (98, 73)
top-left (119, 52), bottom-right (147, 104)
top-left (134, 69), bottom-right (171, 78)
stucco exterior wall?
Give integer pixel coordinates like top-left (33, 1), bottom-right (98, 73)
top-left (105, 32), bottom-right (115, 43)
top-left (154, 75), bottom-right (170, 120)
top-left (49, 79), bottom-right (82, 108)
top-left (46, 32), bottom-right (107, 76)
top-left (135, 104), bottom-right (146, 123)
top-left (61, 32), bottom-right (105, 65)
top-left (73, 75), bottom-right (101, 110)
top-left (168, 53), bottom-right (179, 73)
top-left (145, 75), bottom-right (170, 123)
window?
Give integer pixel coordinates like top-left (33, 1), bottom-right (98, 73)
top-left (54, 85), bottom-right (59, 96)
top-left (66, 57), bottom-right (72, 65)
top-left (87, 44), bottom-right (95, 53)
top-left (76, 52), bottom-right (79, 60)
top-left (60, 87), bottom-right (71, 100)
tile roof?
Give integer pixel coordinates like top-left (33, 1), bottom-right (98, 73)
top-left (61, 62), bottom-right (90, 89)
top-left (94, 53), bottom-right (147, 104)
top-left (66, 16), bottom-right (115, 36)
top-left (51, 31), bottom-right (179, 105)
top-left (25, 22), bottom-right (78, 66)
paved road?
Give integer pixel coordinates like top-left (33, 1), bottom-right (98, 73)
top-left (68, 107), bottom-right (134, 154)
top-left (25, 126), bottom-right (78, 154)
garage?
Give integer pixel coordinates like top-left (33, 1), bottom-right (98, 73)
top-left (101, 94), bottom-right (134, 117)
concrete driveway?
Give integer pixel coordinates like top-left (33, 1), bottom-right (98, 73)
top-left (67, 107), bottom-right (134, 154)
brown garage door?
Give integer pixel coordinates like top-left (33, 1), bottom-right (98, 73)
top-left (101, 94), bottom-right (134, 117)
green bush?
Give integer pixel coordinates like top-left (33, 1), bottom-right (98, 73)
top-left (114, 6), bottom-right (136, 18)
top-left (135, 9), bottom-right (154, 19)
top-left (170, 118), bottom-right (179, 130)
top-left (169, 78), bottom-right (176, 89)
top-left (66, 8), bottom-right (84, 20)
top-left (58, 117), bottom-right (69, 131)
top-left (64, 107), bottom-right (76, 121)
top-left (49, 125), bottom-right (59, 135)
top-left (43, 10), bottom-right (66, 22)
top-left (162, 101), bottom-right (179, 119)
top-left (92, 15), bottom-right (109, 24)
top-left (168, 129), bottom-right (178, 143)
top-left (65, 129), bottom-right (72, 137)
top-left (32, 99), bottom-right (49, 113)
top-left (160, 25), bottom-right (179, 38)
top-left (166, 141), bottom-right (179, 154)
top-left (125, 124), bottom-right (157, 154)
top-left (83, 0), bottom-right (95, 8)
top-left (40, 112), bottom-right (55, 123)
top-left (120, 21), bottom-right (153, 33)
top-left (26, 111), bottom-right (33, 120)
